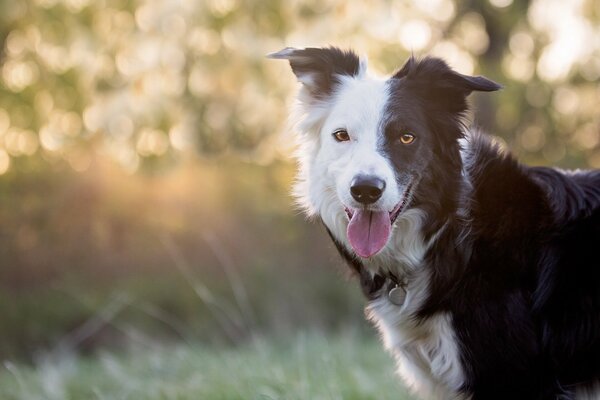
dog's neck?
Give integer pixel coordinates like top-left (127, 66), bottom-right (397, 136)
top-left (322, 171), bottom-right (471, 316)
top-left (320, 138), bottom-right (470, 311)
top-left (323, 206), bottom-right (440, 296)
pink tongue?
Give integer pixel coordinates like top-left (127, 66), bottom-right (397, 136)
top-left (347, 210), bottom-right (391, 258)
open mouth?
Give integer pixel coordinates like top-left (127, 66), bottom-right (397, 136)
top-left (344, 182), bottom-right (413, 224)
top-left (344, 183), bottom-right (413, 258)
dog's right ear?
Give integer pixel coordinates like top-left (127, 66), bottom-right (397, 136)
top-left (268, 47), bottom-right (364, 99)
top-left (392, 56), bottom-right (501, 115)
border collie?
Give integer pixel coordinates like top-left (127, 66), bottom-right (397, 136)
top-left (269, 47), bottom-right (600, 399)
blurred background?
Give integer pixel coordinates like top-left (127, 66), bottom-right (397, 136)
top-left (0, 0), bottom-right (599, 396)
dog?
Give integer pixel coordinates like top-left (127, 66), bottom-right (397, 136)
top-left (269, 47), bottom-right (600, 399)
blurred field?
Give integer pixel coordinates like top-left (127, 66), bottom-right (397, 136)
top-left (0, 158), bottom-right (372, 359)
top-left (0, 332), bottom-right (413, 400)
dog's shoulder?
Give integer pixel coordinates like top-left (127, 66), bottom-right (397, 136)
top-left (462, 131), bottom-right (600, 241)
top-left (453, 132), bottom-right (600, 394)
top-left (461, 132), bottom-right (553, 240)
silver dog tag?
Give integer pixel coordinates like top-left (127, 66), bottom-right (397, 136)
top-left (388, 286), bottom-right (407, 306)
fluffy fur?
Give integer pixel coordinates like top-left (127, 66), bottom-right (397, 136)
top-left (270, 46), bottom-right (600, 400)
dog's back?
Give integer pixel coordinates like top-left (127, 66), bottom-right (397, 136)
top-left (455, 134), bottom-right (600, 397)
top-left (531, 166), bottom-right (600, 394)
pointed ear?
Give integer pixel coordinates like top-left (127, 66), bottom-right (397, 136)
top-left (268, 47), bottom-right (364, 98)
top-left (393, 56), bottom-right (501, 114)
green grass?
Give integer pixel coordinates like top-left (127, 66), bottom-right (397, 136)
top-left (0, 332), bottom-right (414, 400)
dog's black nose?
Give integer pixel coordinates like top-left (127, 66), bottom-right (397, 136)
top-left (350, 176), bottom-right (385, 204)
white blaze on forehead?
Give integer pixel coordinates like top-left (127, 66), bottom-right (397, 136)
top-left (310, 74), bottom-right (402, 250)
top-left (321, 75), bottom-right (396, 205)
top-left (292, 71), bottom-right (400, 247)
top-left (324, 76), bottom-right (389, 146)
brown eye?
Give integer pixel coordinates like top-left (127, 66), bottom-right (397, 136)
top-left (399, 133), bottom-right (415, 145)
top-left (333, 129), bottom-right (350, 142)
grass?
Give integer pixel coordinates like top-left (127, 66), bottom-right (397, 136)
top-left (0, 332), bottom-right (414, 400)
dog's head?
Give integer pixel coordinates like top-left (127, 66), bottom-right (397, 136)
top-left (270, 47), bottom-right (500, 259)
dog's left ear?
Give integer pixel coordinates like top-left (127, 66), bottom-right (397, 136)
top-left (393, 56), bottom-right (501, 114)
top-left (268, 47), bottom-right (364, 99)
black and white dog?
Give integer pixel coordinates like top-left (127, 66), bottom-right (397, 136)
top-left (269, 47), bottom-right (600, 399)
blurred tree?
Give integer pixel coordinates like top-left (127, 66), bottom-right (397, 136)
top-left (0, 0), bottom-right (597, 176)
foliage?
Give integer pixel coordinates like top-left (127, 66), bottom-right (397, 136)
top-left (0, 0), bottom-right (599, 361)
top-left (0, 0), bottom-right (598, 174)
top-left (0, 160), bottom-right (370, 359)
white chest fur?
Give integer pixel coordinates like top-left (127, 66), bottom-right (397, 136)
top-left (576, 382), bottom-right (600, 400)
top-left (358, 211), bottom-right (467, 400)
top-left (367, 298), bottom-right (467, 400)
top-left (322, 202), bottom-right (467, 399)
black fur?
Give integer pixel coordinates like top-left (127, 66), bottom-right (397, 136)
top-left (355, 56), bottom-right (598, 398)
top-left (383, 58), bottom-right (598, 399)
top-left (360, 54), bottom-right (600, 400)
top-left (443, 136), bottom-right (600, 399)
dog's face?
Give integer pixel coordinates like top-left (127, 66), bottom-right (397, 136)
top-left (270, 47), bottom-right (500, 259)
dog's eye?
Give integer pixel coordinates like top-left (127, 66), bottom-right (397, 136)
top-left (399, 133), bottom-right (415, 145)
top-left (333, 129), bottom-right (350, 142)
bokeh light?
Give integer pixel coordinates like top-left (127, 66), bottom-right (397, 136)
top-left (0, 149), bottom-right (10, 175)
top-left (0, 0), bottom-right (596, 175)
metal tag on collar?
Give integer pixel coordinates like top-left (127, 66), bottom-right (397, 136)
top-left (388, 284), bottom-right (407, 306)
